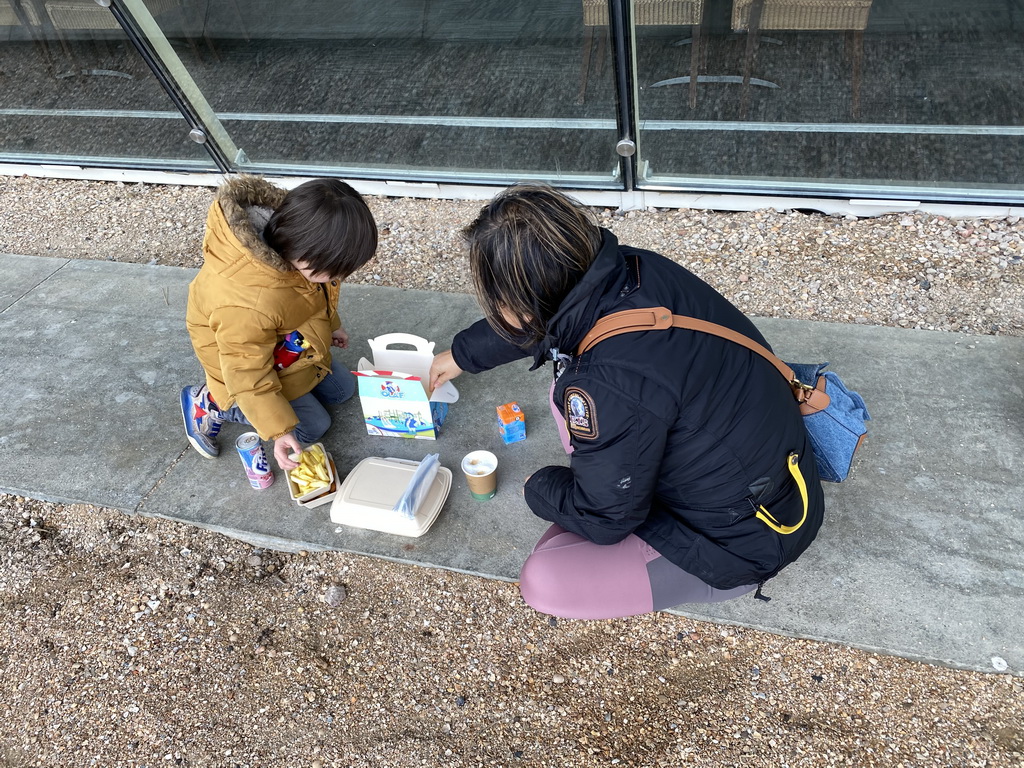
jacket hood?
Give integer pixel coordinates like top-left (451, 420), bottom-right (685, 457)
top-left (532, 228), bottom-right (630, 368)
top-left (201, 175), bottom-right (294, 283)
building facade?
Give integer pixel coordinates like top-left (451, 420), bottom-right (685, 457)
top-left (2, 0), bottom-right (1023, 207)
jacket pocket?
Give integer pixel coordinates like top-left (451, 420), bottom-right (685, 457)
top-left (672, 503), bottom-right (755, 531)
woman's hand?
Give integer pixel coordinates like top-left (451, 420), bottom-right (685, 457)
top-left (273, 432), bottom-right (303, 470)
top-left (429, 349), bottom-right (463, 392)
top-left (331, 326), bottom-right (349, 349)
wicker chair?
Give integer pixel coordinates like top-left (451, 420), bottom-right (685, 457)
top-left (1, 0), bottom-right (39, 26)
top-left (43, 0), bottom-right (214, 64)
top-left (732, 0), bottom-right (873, 117)
top-left (580, 0), bottom-right (707, 108)
top-left (2, 0), bottom-right (52, 52)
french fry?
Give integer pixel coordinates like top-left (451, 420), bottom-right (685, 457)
top-left (288, 444), bottom-right (332, 498)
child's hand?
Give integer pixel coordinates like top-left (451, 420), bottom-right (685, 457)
top-left (331, 327), bottom-right (349, 349)
top-left (429, 350), bottom-right (463, 392)
top-left (274, 432), bottom-right (303, 470)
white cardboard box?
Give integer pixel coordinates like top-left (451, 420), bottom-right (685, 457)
top-left (354, 333), bottom-right (459, 440)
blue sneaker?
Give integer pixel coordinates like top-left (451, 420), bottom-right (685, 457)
top-left (180, 384), bottom-right (223, 459)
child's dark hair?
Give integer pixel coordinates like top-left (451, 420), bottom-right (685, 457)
top-left (463, 185), bottom-right (602, 346)
top-left (264, 179), bottom-right (378, 280)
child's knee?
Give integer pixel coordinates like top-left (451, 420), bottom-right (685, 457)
top-left (334, 369), bottom-right (357, 403)
top-left (295, 411), bottom-right (331, 444)
top-left (321, 368), bottom-right (357, 405)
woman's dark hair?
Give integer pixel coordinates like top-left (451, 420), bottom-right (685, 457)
top-left (463, 185), bottom-right (602, 346)
top-left (264, 178), bottom-right (378, 280)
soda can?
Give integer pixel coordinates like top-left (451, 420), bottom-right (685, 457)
top-left (235, 432), bottom-right (274, 490)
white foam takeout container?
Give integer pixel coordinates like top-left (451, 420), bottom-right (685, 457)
top-left (329, 456), bottom-right (452, 537)
top-left (286, 443), bottom-right (338, 508)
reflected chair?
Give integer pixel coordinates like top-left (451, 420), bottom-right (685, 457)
top-left (732, 0), bottom-right (873, 118)
top-left (1, 0), bottom-right (39, 27)
top-left (1, 0), bottom-right (52, 60)
top-left (43, 0), bottom-right (208, 68)
top-left (580, 0), bottom-right (706, 108)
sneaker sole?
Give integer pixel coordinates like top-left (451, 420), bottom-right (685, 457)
top-left (180, 387), bottom-right (219, 459)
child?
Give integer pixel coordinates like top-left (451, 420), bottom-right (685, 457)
top-left (180, 175), bottom-right (377, 470)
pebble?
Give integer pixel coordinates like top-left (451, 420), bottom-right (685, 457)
top-left (324, 585), bottom-right (348, 607)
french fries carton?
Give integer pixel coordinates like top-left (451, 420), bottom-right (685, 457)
top-left (354, 333), bottom-right (459, 440)
top-left (286, 443), bottom-right (337, 508)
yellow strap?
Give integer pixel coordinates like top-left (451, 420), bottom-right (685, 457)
top-left (755, 452), bottom-right (809, 535)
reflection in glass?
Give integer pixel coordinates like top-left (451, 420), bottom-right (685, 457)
top-left (637, 1), bottom-right (1024, 201)
top-left (147, 0), bottom-right (622, 183)
top-left (0, 0), bottom-right (216, 168)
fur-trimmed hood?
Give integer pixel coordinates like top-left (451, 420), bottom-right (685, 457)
top-left (201, 175), bottom-right (292, 279)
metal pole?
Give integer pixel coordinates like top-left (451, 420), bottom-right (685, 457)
top-left (106, 0), bottom-right (238, 172)
top-left (608, 0), bottom-right (639, 190)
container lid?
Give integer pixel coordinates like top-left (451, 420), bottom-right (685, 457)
top-left (330, 456), bottom-right (452, 537)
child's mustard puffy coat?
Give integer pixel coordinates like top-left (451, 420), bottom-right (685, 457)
top-left (185, 176), bottom-right (341, 441)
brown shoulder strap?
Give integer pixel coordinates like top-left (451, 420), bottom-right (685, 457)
top-left (575, 306), bottom-right (796, 383)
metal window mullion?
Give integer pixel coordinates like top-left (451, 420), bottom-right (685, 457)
top-left (608, 0), bottom-right (639, 190)
top-left (106, 0), bottom-right (235, 173)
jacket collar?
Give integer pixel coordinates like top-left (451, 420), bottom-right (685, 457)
top-left (529, 228), bottom-right (630, 369)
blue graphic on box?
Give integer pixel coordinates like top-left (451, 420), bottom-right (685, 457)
top-left (357, 371), bottom-right (448, 440)
top-left (496, 401), bottom-right (526, 444)
top-left (363, 402), bottom-right (447, 438)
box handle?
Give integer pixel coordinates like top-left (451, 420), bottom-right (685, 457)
top-left (368, 333), bottom-right (435, 354)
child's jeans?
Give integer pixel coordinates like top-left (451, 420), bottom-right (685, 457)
top-left (216, 358), bottom-right (356, 444)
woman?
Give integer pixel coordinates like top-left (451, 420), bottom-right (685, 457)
top-left (429, 186), bottom-right (825, 620)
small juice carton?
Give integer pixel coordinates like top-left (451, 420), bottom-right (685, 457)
top-left (496, 401), bottom-right (526, 444)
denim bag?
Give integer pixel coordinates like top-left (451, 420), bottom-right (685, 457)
top-left (787, 362), bottom-right (871, 482)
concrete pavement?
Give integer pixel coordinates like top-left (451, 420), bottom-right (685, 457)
top-left (1, 252), bottom-right (1021, 675)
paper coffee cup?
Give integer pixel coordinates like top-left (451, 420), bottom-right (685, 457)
top-left (461, 450), bottom-right (497, 501)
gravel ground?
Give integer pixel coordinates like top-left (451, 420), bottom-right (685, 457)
top-left (2, 176), bottom-right (1021, 336)
top-left (1, 176), bottom-right (1023, 768)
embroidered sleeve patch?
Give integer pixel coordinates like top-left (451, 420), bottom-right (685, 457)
top-left (564, 387), bottom-right (599, 440)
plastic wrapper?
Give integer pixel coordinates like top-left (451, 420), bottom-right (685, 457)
top-left (393, 453), bottom-right (441, 520)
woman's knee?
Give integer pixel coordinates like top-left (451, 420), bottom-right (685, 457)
top-left (519, 530), bottom-right (659, 620)
top-left (518, 552), bottom-right (567, 617)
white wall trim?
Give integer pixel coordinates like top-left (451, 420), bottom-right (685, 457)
top-left (4, 163), bottom-right (1023, 219)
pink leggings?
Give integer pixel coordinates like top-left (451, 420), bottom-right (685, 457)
top-left (521, 384), bottom-right (755, 620)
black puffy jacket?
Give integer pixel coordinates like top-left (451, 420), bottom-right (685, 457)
top-left (451, 230), bottom-right (824, 589)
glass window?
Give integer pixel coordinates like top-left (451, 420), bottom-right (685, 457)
top-left (0, 0), bottom-right (215, 169)
top-left (141, 0), bottom-right (622, 184)
top-left (635, 0), bottom-right (1024, 203)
